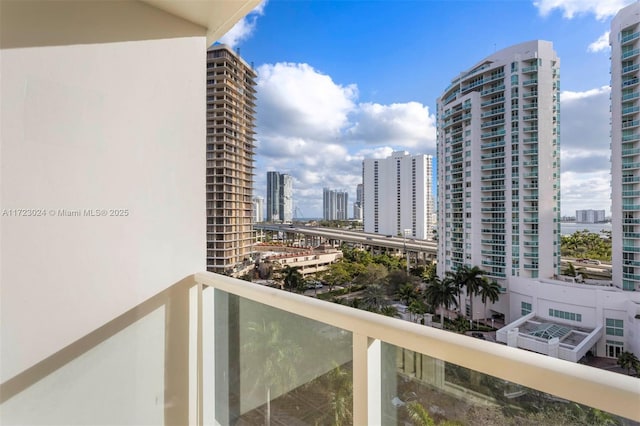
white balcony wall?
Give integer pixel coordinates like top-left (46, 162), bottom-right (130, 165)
top-left (0, 1), bottom-right (207, 382)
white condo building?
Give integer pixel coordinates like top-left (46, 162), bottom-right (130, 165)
top-left (362, 151), bottom-right (434, 240)
top-left (437, 40), bottom-right (561, 287)
top-left (612, 3), bottom-right (640, 292)
top-left (323, 188), bottom-right (349, 221)
top-left (253, 196), bottom-right (264, 223)
top-left (575, 209), bottom-right (605, 224)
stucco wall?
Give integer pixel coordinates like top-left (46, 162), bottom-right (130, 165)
top-left (1, 1), bottom-right (206, 381)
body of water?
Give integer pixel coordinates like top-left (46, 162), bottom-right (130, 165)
top-left (560, 222), bottom-right (611, 236)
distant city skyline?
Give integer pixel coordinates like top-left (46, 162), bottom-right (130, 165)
top-left (217, 0), bottom-right (632, 218)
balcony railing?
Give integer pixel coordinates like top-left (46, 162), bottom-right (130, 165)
top-left (1, 272), bottom-right (638, 425)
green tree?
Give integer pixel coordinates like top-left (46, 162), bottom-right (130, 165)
top-left (282, 265), bottom-right (304, 292)
top-left (379, 305), bottom-right (401, 318)
top-left (405, 401), bottom-right (435, 426)
top-left (478, 279), bottom-right (501, 326)
top-left (424, 276), bottom-right (459, 328)
top-left (617, 350), bottom-right (640, 376)
top-left (458, 265), bottom-right (487, 323)
top-left (354, 263), bottom-right (389, 288)
top-left (565, 261), bottom-right (577, 277)
top-left (322, 262), bottom-right (351, 292)
top-left (398, 283), bottom-right (418, 306)
top-left (361, 284), bottom-right (388, 312)
top-left (408, 299), bottom-right (427, 323)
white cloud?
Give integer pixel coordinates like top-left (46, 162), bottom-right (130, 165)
top-left (561, 171), bottom-right (611, 216)
top-left (218, 1), bottom-right (268, 48)
top-left (257, 62), bottom-right (357, 141)
top-left (347, 102), bottom-right (437, 149)
top-left (559, 86), bottom-right (612, 215)
top-left (588, 30), bottom-right (611, 52)
top-left (560, 86), bottom-right (610, 150)
top-left (533, 0), bottom-right (633, 20)
top-left (254, 62), bottom-right (436, 217)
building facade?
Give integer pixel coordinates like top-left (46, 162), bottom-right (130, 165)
top-left (575, 209), bottom-right (606, 224)
top-left (353, 183), bottom-right (364, 221)
top-left (611, 3), bottom-right (640, 292)
top-left (323, 188), bottom-right (349, 221)
top-left (266, 171), bottom-right (280, 222)
top-left (436, 40), bottom-right (561, 290)
top-left (253, 196), bottom-right (264, 223)
top-left (279, 174), bottom-right (293, 222)
top-left (362, 151), bottom-right (434, 240)
top-left (266, 171), bottom-right (293, 222)
top-left (206, 44), bottom-right (257, 275)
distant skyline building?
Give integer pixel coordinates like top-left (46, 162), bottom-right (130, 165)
top-left (353, 183), bottom-right (363, 221)
top-left (575, 209), bottom-right (605, 224)
top-left (611, 3), bottom-right (640, 292)
top-left (266, 171), bottom-right (293, 222)
top-left (362, 151), bottom-right (434, 239)
top-left (280, 174), bottom-right (293, 222)
top-left (323, 188), bottom-right (349, 221)
top-left (266, 171), bottom-right (279, 221)
top-left (253, 196), bottom-right (264, 223)
top-left (436, 40), bottom-right (561, 285)
top-left (206, 44), bottom-right (257, 275)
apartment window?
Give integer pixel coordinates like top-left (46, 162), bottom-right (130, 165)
top-left (606, 319), bottom-right (624, 336)
top-left (511, 61), bottom-right (518, 73)
top-left (548, 309), bottom-right (582, 322)
top-left (521, 301), bottom-right (532, 316)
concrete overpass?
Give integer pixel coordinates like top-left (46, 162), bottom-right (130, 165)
top-left (253, 223), bottom-right (438, 261)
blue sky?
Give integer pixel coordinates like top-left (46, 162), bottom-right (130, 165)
top-left (217, 0), bottom-right (633, 219)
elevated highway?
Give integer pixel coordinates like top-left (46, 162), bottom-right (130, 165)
top-left (254, 223), bottom-right (438, 260)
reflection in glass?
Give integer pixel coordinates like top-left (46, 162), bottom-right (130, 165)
top-left (382, 343), bottom-right (631, 426)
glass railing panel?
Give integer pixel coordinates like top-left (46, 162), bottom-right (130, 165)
top-left (207, 288), bottom-right (353, 426)
top-left (381, 344), bottom-right (633, 426)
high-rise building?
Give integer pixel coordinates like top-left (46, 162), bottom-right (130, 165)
top-left (253, 196), bottom-right (264, 223)
top-left (353, 183), bottom-right (364, 221)
top-left (323, 188), bottom-right (349, 221)
top-left (362, 151), bottom-right (434, 239)
top-left (206, 44), bottom-right (257, 275)
top-left (436, 40), bottom-right (561, 284)
top-left (266, 171), bottom-right (280, 222)
top-left (279, 174), bottom-right (293, 222)
top-left (266, 171), bottom-right (293, 222)
top-left (611, 3), bottom-right (640, 292)
top-left (575, 209), bottom-right (606, 224)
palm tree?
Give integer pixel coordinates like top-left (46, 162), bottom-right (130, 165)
top-left (444, 269), bottom-right (464, 314)
top-left (408, 299), bottom-right (427, 323)
top-left (379, 305), bottom-right (401, 318)
top-left (398, 283), bottom-right (418, 306)
top-left (458, 265), bottom-right (487, 323)
top-left (424, 275), bottom-right (458, 328)
top-left (617, 350), bottom-right (640, 376)
top-left (478, 279), bottom-right (501, 326)
top-left (405, 401), bottom-right (435, 426)
top-left (282, 265), bottom-right (304, 292)
top-left (565, 261), bottom-right (577, 277)
top-left (361, 283), bottom-right (388, 312)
